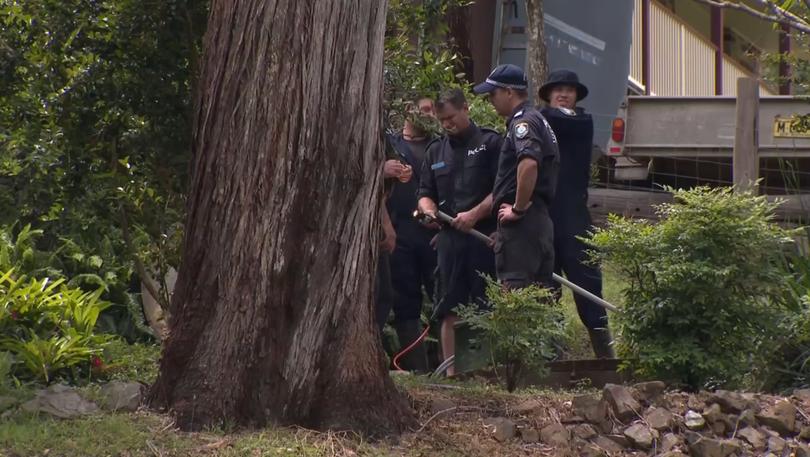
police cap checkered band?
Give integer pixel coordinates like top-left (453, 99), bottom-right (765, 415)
top-left (484, 78), bottom-right (527, 90)
top-left (473, 64), bottom-right (528, 94)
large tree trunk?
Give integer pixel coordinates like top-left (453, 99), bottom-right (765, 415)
top-left (149, 0), bottom-right (415, 436)
top-left (526, 0), bottom-right (548, 105)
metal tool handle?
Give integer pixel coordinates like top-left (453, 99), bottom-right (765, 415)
top-left (435, 210), bottom-right (494, 245)
top-left (419, 209), bottom-right (619, 313)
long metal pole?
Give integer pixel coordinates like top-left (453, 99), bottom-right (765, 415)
top-left (433, 210), bottom-right (620, 313)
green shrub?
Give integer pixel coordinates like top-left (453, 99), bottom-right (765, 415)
top-left (755, 252), bottom-right (810, 391)
top-left (773, 296), bottom-right (810, 389)
top-left (0, 224), bottom-right (153, 342)
top-left (0, 351), bottom-right (12, 390)
top-left (586, 187), bottom-right (796, 389)
top-left (458, 278), bottom-right (566, 392)
top-left (98, 338), bottom-right (160, 384)
top-left (0, 270), bottom-right (111, 383)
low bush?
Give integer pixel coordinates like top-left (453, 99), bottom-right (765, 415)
top-left (586, 186), bottom-right (796, 389)
top-left (0, 270), bottom-right (111, 383)
top-left (458, 278), bottom-right (566, 392)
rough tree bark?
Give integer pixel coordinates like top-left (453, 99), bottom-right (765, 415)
top-left (526, 0), bottom-right (548, 105)
top-left (149, 0), bottom-right (415, 435)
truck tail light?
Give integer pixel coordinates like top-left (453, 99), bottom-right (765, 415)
top-left (611, 118), bottom-right (625, 143)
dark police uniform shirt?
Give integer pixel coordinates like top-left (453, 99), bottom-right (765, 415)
top-left (541, 106), bottom-right (593, 205)
top-left (492, 102), bottom-right (560, 209)
top-left (386, 133), bottom-right (432, 225)
top-left (417, 122), bottom-right (502, 230)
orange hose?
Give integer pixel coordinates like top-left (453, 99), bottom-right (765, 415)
top-left (392, 324), bottom-right (431, 371)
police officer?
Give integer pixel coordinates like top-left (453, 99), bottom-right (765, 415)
top-left (474, 64), bottom-right (559, 290)
top-left (375, 109), bottom-right (420, 335)
top-left (539, 70), bottom-right (614, 358)
top-left (417, 88), bottom-right (502, 376)
top-left (385, 97), bottom-right (437, 371)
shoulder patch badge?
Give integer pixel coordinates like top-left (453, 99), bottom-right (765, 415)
top-left (514, 122), bottom-right (529, 139)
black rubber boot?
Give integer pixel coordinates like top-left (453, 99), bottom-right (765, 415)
top-left (588, 328), bottom-right (616, 359)
top-left (394, 319), bottom-right (428, 372)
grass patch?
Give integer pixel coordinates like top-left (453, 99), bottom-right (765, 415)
top-left (559, 267), bottom-right (625, 359)
top-left (0, 412), bottom-right (195, 457)
top-left (100, 339), bottom-right (161, 384)
top-left (0, 412), bottom-right (385, 457)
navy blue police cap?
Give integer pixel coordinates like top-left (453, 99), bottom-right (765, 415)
top-left (473, 64), bottom-right (528, 94)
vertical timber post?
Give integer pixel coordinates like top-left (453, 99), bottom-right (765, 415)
top-left (733, 77), bottom-right (759, 193)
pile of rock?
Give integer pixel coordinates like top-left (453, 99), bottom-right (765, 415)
top-left (487, 383), bottom-right (810, 456)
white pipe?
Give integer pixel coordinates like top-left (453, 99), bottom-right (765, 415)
top-left (433, 210), bottom-right (620, 313)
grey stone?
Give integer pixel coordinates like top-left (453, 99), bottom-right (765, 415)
top-left (605, 433), bottom-right (631, 447)
top-left (20, 386), bottom-right (98, 419)
top-left (799, 425), bottom-right (810, 441)
top-left (796, 443), bottom-right (810, 457)
top-left (645, 406), bottom-right (674, 431)
top-left (513, 398), bottom-right (544, 415)
top-left (659, 452), bottom-right (689, 457)
top-left (661, 432), bottom-right (683, 452)
top-left (603, 384), bottom-right (642, 422)
top-left (46, 384), bottom-right (72, 394)
top-left (708, 390), bottom-right (758, 414)
top-left (725, 438), bottom-right (743, 453)
top-left (767, 435), bottom-right (786, 453)
top-left (711, 420), bottom-right (727, 436)
top-left (484, 417), bottom-right (516, 442)
top-left (738, 409), bottom-right (758, 427)
top-left (595, 420), bottom-right (614, 434)
top-left (591, 435), bottom-right (626, 453)
top-left (430, 398), bottom-right (456, 415)
top-left (756, 400), bottom-right (798, 436)
top-left (573, 393), bottom-right (608, 424)
top-left (540, 422), bottom-right (570, 447)
top-left (571, 423), bottom-right (598, 440)
top-left (560, 414), bottom-right (585, 424)
top-left (737, 427), bottom-right (766, 450)
top-left (688, 436), bottom-right (741, 457)
top-left (633, 381), bottom-right (666, 403)
top-left (520, 427), bottom-right (540, 443)
top-left (763, 427), bottom-right (781, 438)
top-left (572, 437), bottom-right (589, 449)
top-left (686, 410), bottom-right (707, 430)
top-left (99, 382), bottom-right (143, 412)
top-left (703, 403), bottom-right (725, 424)
top-left (580, 443), bottom-right (607, 457)
top-left (688, 394), bottom-right (706, 411)
top-left (624, 423), bottom-right (656, 450)
top-left (794, 388), bottom-right (810, 403)
top-left (684, 431), bottom-right (704, 445)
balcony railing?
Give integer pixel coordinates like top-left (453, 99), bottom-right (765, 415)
top-left (630, 0), bottom-right (774, 96)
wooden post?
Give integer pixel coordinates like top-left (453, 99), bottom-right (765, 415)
top-left (733, 77), bottom-right (759, 192)
top-left (641, 0), bottom-right (651, 95)
top-left (710, 6), bottom-right (723, 95)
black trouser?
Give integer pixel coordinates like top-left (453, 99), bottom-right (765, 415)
top-left (390, 222), bottom-right (436, 322)
top-left (495, 203), bottom-right (555, 290)
top-left (551, 203), bottom-right (608, 330)
top-left (375, 251), bottom-right (394, 332)
top-left (434, 227), bottom-right (496, 320)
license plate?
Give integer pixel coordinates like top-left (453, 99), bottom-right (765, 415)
top-left (773, 115), bottom-right (810, 138)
